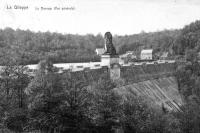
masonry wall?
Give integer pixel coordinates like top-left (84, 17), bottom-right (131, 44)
top-left (69, 62), bottom-right (182, 111)
top-left (121, 63), bottom-right (176, 84)
top-left (115, 76), bottom-right (182, 111)
top-left (69, 63), bottom-right (176, 84)
top-left (117, 63), bottom-right (183, 112)
top-left (69, 66), bottom-right (109, 84)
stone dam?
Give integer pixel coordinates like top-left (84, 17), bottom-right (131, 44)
top-left (69, 62), bottom-right (183, 112)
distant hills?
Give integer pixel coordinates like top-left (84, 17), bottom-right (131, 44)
top-left (0, 20), bottom-right (199, 65)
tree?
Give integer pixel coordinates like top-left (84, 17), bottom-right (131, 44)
top-left (185, 49), bottom-right (198, 62)
top-left (121, 95), bottom-right (165, 133)
top-left (174, 20), bottom-right (200, 55)
top-left (89, 74), bottom-right (123, 133)
top-left (0, 59), bottom-right (30, 132)
top-left (25, 59), bottom-right (94, 132)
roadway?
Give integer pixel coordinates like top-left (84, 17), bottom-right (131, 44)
top-left (25, 59), bottom-right (176, 74)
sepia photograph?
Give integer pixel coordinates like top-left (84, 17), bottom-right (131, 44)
top-left (0, 0), bottom-right (200, 132)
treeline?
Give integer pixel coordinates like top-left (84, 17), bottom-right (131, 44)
top-left (173, 20), bottom-right (200, 132)
top-left (0, 28), bottom-right (104, 65)
top-left (116, 30), bottom-right (180, 56)
top-left (0, 27), bottom-right (182, 65)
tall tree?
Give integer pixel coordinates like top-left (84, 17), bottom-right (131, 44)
top-left (0, 58), bottom-right (30, 132)
top-left (25, 59), bottom-right (93, 133)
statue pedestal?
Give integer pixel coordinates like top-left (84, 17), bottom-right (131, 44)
top-left (101, 54), bottom-right (119, 67)
top-left (101, 54), bottom-right (120, 80)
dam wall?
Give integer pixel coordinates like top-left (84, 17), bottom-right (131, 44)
top-left (121, 63), bottom-right (176, 84)
top-left (115, 76), bottom-right (182, 112)
top-left (118, 63), bottom-right (182, 111)
top-left (69, 62), bottom-right (176, 84)
top-left (69, 62), bottom-right (182, 111)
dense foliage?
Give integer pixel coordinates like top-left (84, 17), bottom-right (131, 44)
top-left (116, 30), bottom-right (180, 57)
top-left (0, 27), bottom-right (181, 65)
top-left (174, 21), bottom-right (200, 55)
top-left (174, 20), bottom-right (200, 133)
top-left (0, 28), bottom-right (103, 65)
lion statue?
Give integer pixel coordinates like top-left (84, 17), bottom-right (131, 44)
top-left (104, 32), bottom-right (117, 55)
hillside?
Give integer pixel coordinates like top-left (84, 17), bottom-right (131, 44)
top-left (115, 30), bottom-right (180, 56)
top-left (1, 20), bottom-right (200, 65)
top-left (0, 28), bottom-right (181, 65)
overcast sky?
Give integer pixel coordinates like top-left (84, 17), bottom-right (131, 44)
top-left (0, 0), bottom-right (200, 35)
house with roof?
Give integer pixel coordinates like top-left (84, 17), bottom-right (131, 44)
top-left (160, 52), bottom-right (168, 60)
top-left (141, 49), bottom-right (153, 60)
top-left (95, 48), bottom-right (105, 55)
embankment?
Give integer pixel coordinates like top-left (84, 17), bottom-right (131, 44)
top-left (116, 76), bottom-right (183, 112)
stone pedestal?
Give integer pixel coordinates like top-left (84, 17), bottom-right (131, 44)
top-left (101, 54), bottom-right (120, 80)
top-left (110, 63), bottom-right (121, 80)
top-left (101, 54), bottom-right (119, 68)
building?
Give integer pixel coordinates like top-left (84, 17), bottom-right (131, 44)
top-left (160, 52), bottom-right (168, 60)
top-left (126, 51), bottom-right (133, 55)
top-left (95, 48), bottom-right (105, 55)
top-left (141, 49), bottom-right (153, 60)
top-left (126, 51), bottom-right (137, 59)
top-left (120, 51), bottom-right (137, 59)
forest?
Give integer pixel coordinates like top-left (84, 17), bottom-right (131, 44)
top-left (0, 26), bottom-right (180, 65)
top-left (0, 20), bottom-right (200, 132)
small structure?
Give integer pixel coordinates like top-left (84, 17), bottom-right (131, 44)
top-left (160, 52), bottom-right (168, 60)
top-left (95, 48), bottom-right (105, 55)
top-left (110, 63), bottom-right (121, 80)
top-left (126, 51), bottom-right (133, 55)
top-left (141, 49), bottom-right (153, 60)
top-left (120, 51), bottom-right (137, 64)
top-left (120, 51), bottom-right (137, 59)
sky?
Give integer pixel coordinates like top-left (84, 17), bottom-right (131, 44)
top-left (0, 0), bottom-right (200, 35)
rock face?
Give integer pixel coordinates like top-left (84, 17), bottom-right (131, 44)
top-left (104, 32), bottom-right (117, 56)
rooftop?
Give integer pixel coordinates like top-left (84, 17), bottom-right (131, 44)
top-left (141, 49), bottom-right (153, 54)
top-left (95, 48), bottom-right (105, 55)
